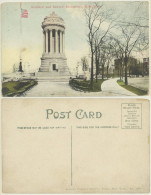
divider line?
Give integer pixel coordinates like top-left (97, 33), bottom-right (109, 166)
top-left (71, 126), bottom-right (72, 186)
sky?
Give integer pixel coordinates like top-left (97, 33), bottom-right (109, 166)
top-left (1, 1), bottom-right (149, 73)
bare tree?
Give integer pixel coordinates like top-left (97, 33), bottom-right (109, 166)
top-left (118, 2), bottom-right (149, 29)
top-left (110, 38), bottom-right (124, 80)
top-left (85, 2), bottom-right (116, 89)
top-left (94, 34), bottom-right (101, 82)
top-left (85, 3), bottom-right (104, 89)
top-left (113, 23), bottom-right (147, 85)
top-left (105, 1), bottom-right (149, 85)
top-left (85, 1), bottom-right (148, 87)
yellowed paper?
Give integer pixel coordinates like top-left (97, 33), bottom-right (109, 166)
top-left (1, 1), bottom-right (149, 97)
top-left (2, 98), bottom-right (150, 193)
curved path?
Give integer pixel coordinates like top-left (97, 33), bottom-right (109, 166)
top-left (101, 78), bottom-right (136, 96)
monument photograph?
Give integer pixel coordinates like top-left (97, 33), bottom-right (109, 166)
top-left (1, 1), bottom-right (149, 97)
top-left (38, 11), bottom-right (70, 80)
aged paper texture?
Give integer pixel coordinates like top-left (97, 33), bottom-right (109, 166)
top-left (2, 98), bottom-right (150, 193)
top-left (1, 1), bottom-right (149, 97)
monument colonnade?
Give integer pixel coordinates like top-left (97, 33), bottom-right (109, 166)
top-left (38, 11), bottom-right (70, 77)
top-left (43, 28), bottom-right (65, 54)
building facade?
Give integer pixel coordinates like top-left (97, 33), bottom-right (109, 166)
top-left (143, 58), bottom-right (149, 75)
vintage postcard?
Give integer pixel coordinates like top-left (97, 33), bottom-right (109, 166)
top-left (1, 1), bottom-right (150, 194)
top-left (1, 1), bottom-right (149, 97)
top-left (2, 98), bottom-right (150, 193)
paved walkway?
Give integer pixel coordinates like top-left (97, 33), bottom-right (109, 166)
top-left (101, 78), bottom-right (136, 96)
top-left (22, 81), bottom-right (102, 97)
top-left (22, 78), bottom-right (136, 97)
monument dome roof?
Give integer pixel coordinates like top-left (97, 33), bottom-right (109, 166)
top-left (42, 12), bottom-right (65, 29)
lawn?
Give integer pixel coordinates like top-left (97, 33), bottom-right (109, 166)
top-left (2, 79), bottom-right (38, 97)
top-left (117, 80), bottom-right (148, 96)
top-left (69, 79), bottom-right (104, 92)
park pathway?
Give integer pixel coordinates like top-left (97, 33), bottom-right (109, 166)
top-left (101, 78), bottom-right (136, 96)
top-left (22, 78), bottom-right (136, 97)
top-left (22, 81), bottom-right (105, 97)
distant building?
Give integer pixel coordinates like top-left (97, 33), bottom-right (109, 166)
top-left (114, 57), bottom-right (149, 76)
top-left (143, 57), bottom-right (149, 75)
top-left (19, 58), bottom-right (23, 72)
top-left (13, 64), bottom-right (18, 73)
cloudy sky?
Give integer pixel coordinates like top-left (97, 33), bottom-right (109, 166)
top-left (1, 1), bottom-right (149, 73)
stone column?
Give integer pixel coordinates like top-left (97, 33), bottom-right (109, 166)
top-left (55, 30), bottom-right (58, 53)
top-left (60, 31), bottom-right (62, 53)
top-left (59, 31), bottom-right (60, 53)
top-left (50, 30), bottom-right (52, 53)
top-left (62, 31), bottom-right (63, 53)
top-left (63, 31), bottom-right (65, 54)
top-left (48, 29), bottom-right (50, 53)
top-left (46, 30), bottom-right (48, 53)
top-left (43, 31), bottom-right (45, 53)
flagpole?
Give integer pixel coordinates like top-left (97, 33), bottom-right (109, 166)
top-left (20, 2), bottom-right (22, 62)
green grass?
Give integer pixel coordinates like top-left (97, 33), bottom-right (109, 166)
top-left (69, 79), bottom-right (104, 92)
top-left (2, 79), bottom-right (38, 97)
top-left (107, 73), bottom-right (119, 78)
top-left (117, 80), bottom-right (148, 96)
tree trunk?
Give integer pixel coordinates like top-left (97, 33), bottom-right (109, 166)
top-left (96, 69), bottom-right (98, 82)
top-left (102, 64), bottom-right (104, 80)
top-left (124, 57), bottom-right (128, 85)
top-left (120, 67), bottom-right (122, 81)
top-left (95, 47), bottom-right (98, 83)
top-left (91, 51), bottom-right (94, 90)
top-left (96, 60), bottom-right (99, 82)
top-left (121, 63), bottom-right (123, 80)
top-left (107, 66), bottom-right (109, 79)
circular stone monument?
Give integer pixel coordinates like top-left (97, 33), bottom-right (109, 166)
top-left (37, 12), bottom-right (70, 80)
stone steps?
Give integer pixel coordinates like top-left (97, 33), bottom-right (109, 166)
top-left (39, 67), bottom-right (49, 69)
top-left (36, 72), bottom-right (70, 76)
top-left (40, 65), bottom-right (50, 67)
top-left (39, 68), bottom-right (70, 73)
top-left (39, 69), bottom-right (49, 72)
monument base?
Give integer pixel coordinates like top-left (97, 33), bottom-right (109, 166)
top-left (36, 70), bottom-right (71, 81)
top-left (36, 54), bottom-right (71, 81)
top-left (39, 53), bottom-right (70, 75)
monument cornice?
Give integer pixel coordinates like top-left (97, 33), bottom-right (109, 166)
top-left (43, 25), bottom-right (65, 32)
top-left (42, 11), bottom-right (65, 29)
